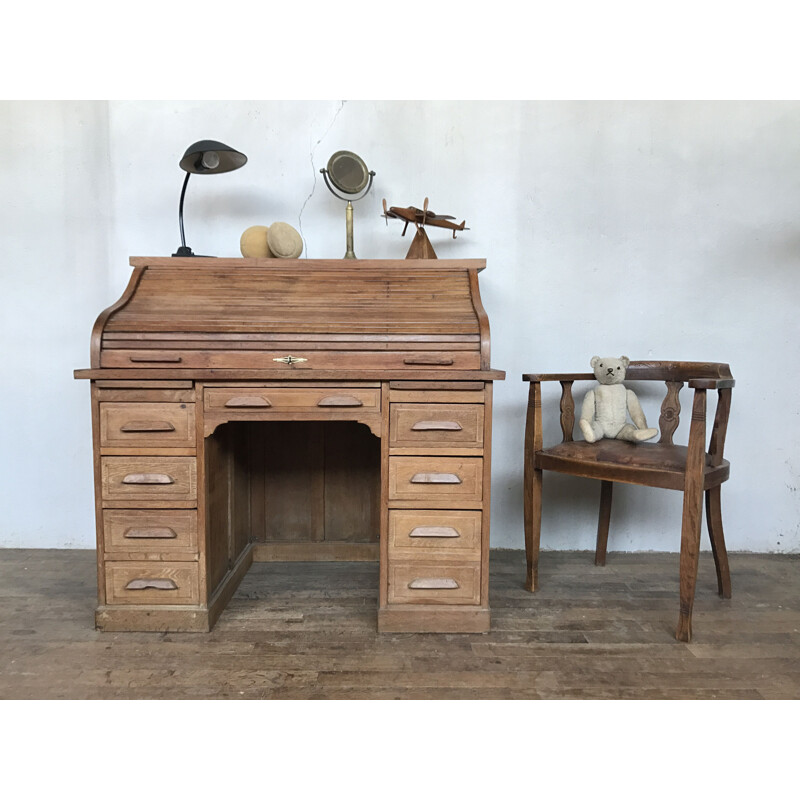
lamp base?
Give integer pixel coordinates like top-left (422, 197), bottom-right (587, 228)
top-left (172, 246), bottom-right (217, 257)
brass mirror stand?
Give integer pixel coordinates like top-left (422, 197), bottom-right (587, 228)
top-left (321, 151), bottom-right (375, 259)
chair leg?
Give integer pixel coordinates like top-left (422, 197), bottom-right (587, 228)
top-left (524, 467), bottom-right (543, 591)
top-left (676, 388), bottom-right (707, 643)
top-left (705, 486), bottom-right (732, 599)
top-left (676, 493), bottom-right (703, 642)
top-left (595, 480), bottom-right (613, 566)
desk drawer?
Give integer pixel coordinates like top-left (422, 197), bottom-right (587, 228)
top-left (390, 403), bottom-right (484, 449)
top-left (388, 510), bottom-right (481, 560)
top-left (388, 563), bottom-right (481, 605)
top-left (105, 561), bottom-right (200, 605)
top-left (100, 402), bottom-right (195, 448)
top-left (102, 509), bottom-right (198, 559)
top-left (204, 386), bottom-right (381, 412)
top-left (101, 456), bottom-right (197, 504)
top-left (388, 456), bottom-right (483, 505)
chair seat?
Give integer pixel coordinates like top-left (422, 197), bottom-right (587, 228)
top-left (535, 439), bottom-right (730, 491)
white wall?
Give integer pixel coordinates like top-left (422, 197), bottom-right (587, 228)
top-left (2, 100), bottom-right (798, 552)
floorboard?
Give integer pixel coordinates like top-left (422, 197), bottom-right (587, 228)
top-left (1, 548), bottom-right (798, 699)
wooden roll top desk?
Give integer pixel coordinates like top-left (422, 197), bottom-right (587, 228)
top-left (75, 257), bottom-right (505, 633)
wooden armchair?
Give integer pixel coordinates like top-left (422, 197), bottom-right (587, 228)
top-left (522, 361), bottom-right (735, 642)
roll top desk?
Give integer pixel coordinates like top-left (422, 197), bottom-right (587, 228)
top-left (75, 258), bottom-right (505, 633)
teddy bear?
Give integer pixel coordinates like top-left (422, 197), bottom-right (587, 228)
top-left (579, 356), bottom-right (658, 443)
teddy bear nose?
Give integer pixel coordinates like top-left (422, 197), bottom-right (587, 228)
top-left (606, 368), bottom-right (613, 374)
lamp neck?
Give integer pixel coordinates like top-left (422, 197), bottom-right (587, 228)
top-left (178, 171), bottom-right (191, 250)
top-left (172, 172), bottom-right (194, 257)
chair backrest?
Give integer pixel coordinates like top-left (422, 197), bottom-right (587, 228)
top-left (550, 361), bottom-right (734, 458)
top-left (623, 362), bottom-right (733, 447)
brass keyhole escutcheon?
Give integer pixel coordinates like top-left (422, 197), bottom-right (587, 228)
top-left (272, 355), bottom-right (308, 366)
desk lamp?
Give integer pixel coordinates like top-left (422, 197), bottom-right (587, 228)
top-left (320, 150), bottom-right (375, 259)
top-left (173, 139), bottom-right (248, 257)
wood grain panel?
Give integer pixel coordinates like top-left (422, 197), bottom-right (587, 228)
top-left (204, 428), bottom-right (232, 596)
top-left (323, 422), bottom-right (381, 542)
top-left (255, 422), bottom-right (325, 543)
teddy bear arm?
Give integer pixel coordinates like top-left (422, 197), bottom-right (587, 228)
top-left (626, 388), bottom-right (649, 429)
top-left (580, 389), bottom-right (596, 422)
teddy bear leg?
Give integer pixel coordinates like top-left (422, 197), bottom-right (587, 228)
top-left (615, 424), bottom-right (642, 442)
top-left (580, 419), bottom-right (601, 443)
top-left (616, 424), bottom-right (657, 443)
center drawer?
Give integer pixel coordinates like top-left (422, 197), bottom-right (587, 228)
top-left (204, 386), bottom-right (380, 412)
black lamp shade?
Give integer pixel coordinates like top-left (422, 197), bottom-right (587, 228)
top-left (179, 140), bottom-right (247, 174)
top-left (173, 139), bottom-right (247, 257)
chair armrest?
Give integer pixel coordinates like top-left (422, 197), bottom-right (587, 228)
top-left (688, 378), bottom-right (735, 390)
top-left (524, 374), bottom-right (586, 444)
top-left (522, 372), bottom-right (594, 382)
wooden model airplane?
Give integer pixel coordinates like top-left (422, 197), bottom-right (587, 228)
top-left (382, 197), bottom-right (468, 258)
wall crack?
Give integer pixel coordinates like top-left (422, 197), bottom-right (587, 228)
top-left (298, 100), bottom-right (346, 256)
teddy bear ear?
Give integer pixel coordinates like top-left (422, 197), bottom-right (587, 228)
top-left (590, 356), bottom-right (600, 368)
top-left (620, 356), bottom-right (630, 368)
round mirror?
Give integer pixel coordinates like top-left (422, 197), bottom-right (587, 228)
top-left (325, 151), bottom-right (370, 195)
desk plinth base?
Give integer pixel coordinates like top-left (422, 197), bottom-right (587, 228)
top-left (95, 605), bottom-right (212, 632)
top-left (378, 605), bottom-right (490, 634)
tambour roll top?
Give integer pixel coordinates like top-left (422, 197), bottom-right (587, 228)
top-left (88, 257), bottom-right (495, 375)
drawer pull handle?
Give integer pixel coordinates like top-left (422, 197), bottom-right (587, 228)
top-left (122, 473), bottom-right (175, 485)
top-left (123, 527), bottom-right (178, 540)
top-left (409, 526), bottom-right (461, 539)
top-left (410, 472), bottom-right (462, 484)
top-left (317, 395), bottom-right (364, 407)
top-left (403, 356), bottom-right (455, 366)
top-left (411, 420), bottom-right (463, 431)
top-left (120, 420), bottom-right (176, 433)
top-left (129, 355), bottom-right (183, 363)
top-left (224, 396), bottom-right (272, 407)
top-left (125, 578), bottom-right (178, 591)
top-left (408, 578), bottom-right (460, 590)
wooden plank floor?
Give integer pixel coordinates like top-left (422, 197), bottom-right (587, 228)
top-left (1, 548), bottom-right (798, 699)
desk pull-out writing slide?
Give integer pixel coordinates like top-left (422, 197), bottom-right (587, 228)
top-left (75, 258), bottom-right (504, 634)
